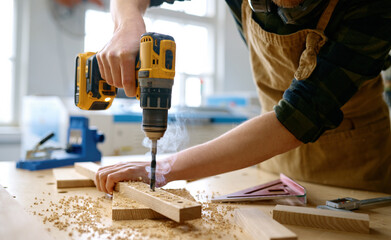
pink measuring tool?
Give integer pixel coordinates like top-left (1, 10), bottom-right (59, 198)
top-left (211, 173), bottom-right (306, 203)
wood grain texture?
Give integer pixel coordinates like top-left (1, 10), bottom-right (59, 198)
top-left (112, 191), bottom-right (165, 220)
top-left (273, 205), bottom-right (370, 233)
top-left (116, 182), bottom-right (202, 222)
top-left (74, 162), bottom-right (100, 180)
top-left (53, 168), bottom-right (95, 188)
top-left (235, 208), bottom-right (297, 240)
top-left (0, 185), bottom-right (52, 240)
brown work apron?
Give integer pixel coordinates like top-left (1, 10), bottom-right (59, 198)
top-left (241, 0), bottom-right (391, 193)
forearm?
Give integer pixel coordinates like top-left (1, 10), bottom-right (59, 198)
top-left (110, 0), bottom-right (150, 30)
top-left (98, 0), bottom-right (149, 96)
top-left (165, 111), bottom-right (302, 182)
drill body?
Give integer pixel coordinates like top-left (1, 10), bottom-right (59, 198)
top-left (75, 32), bottom-right (176, 190)
top-left (138, 33), bottom-right (175, 142)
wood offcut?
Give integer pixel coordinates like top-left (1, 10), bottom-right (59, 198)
top-left (116, 182), bottom-right (202, 222)
top-left (53, 168), bottom-right (95, 188)
top-left (74, 162), bottom-right (100, 181)
top-left (53, 162), bottom-right (101, 188)
top-left (235, 208), bottom-right (297, 240)
top-left (273, 205), bottom-right (370, 233)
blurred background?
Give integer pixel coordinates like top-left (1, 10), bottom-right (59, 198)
top-left (0, 0), bottom-right (261, 161)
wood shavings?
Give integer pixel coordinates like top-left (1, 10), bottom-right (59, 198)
top-left (29, 189), bottom-right (243, 239)
top-left (165, 189), bottom-right (194, 201)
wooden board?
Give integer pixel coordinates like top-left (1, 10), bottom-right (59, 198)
top-left (53, 168), bottom-right (95, 188)
top-left (273, 205), bottom-right (370, 233)
top-left (0, 185), bottom-right (52, 240)
top-left (74, 162), bottom-right (101, 181)
top-left (52, 162), bottom-right (101, 189)
top-left (116, 182), bottom-right (202, 222)
top-left (112, 191), bottom-right (165, 220)
top-left (235, 208), bottom-right (297, 240)
top-left (73, 162), bottom-right (168, 221)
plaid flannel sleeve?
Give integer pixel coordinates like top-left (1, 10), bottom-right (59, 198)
top-left (274, 1), bottom-right (391, 143)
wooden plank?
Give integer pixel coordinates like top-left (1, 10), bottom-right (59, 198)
top-left (53, 168), bottom-right (95, 188)
top-left (0, 185), bottom-right (52, 240)
top-left (74, 162), bottom-right (100, 181)
top-left (74, 162), bottom-right (167, 220)
top-left (235, 208), bottom-right (297, 240)
top-left (273, 205), bottom-right (370, 233)
top-left (74, 162), bottom-right (200, 221)
top-left (112, 191), bottom-right (165, 220)
top-left (116, 182), bottom-right (202, 222)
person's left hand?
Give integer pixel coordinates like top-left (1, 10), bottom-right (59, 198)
top-left (95, 162), bottom-right (150, 194)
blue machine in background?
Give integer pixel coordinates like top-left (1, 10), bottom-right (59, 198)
top-left (16, 116), bottom-right (104, 171)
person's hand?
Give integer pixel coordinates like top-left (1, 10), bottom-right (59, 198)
top-left (55, 0), bottom-right (103, 8)
top-left (95, 159), bottom-right (172, 194)
top-left (96, 11), bottom-right (146, 97)
top-left (95, 162), bottom-right (150, 194)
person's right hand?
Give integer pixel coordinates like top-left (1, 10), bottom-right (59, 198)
top-left (96, 7), bottom-right (146, 97)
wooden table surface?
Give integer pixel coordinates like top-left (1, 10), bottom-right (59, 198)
top-left (1, 155), bottom-right (390, 240)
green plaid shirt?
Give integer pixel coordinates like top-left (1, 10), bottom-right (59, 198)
top-left (152, 0), bottom-right (391, 143)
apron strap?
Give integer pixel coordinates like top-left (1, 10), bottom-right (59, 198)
top-left (316, 0), bottom-right (340, 31)
top-left (294, 0), bottom-right (340, 80)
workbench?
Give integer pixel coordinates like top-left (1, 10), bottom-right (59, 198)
top-left (0, 155), bottom-right (390, 240)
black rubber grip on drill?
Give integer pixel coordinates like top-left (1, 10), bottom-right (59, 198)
top-left (87, 55), bottom-right (103, 99)
top-left (140, 88), bottom-right (172, 109)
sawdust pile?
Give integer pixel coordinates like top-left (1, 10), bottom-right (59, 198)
top-left (31, 190), bottom-right (242, 240)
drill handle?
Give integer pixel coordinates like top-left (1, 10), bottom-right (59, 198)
top-left (88, 54), bottom-right (141, 100)
top-left (86, 55), bottom-right (109, 99)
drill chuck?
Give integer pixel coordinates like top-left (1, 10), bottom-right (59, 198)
top-left (142, 109), bottom-right (168, 140)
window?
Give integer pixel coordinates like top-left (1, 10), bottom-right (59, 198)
top-left (84, 10), bottom-right (113, 53)
top-left (0, 0), bottom-right (15, 124)
top-left (84, 0), bottom-right (217, 107)
top-left (160, 0), bottom-right (210, 16)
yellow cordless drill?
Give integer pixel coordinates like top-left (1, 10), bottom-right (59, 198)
top-left (75, 32), bottom-right (176, 191)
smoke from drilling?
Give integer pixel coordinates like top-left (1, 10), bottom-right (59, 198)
top-left (142, 114), bottom-right (189, 154)
top-left (143, 114), bottom-right (189, 185)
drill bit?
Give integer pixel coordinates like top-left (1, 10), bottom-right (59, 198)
top-left (150, 139), bottom-right (157, 191)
